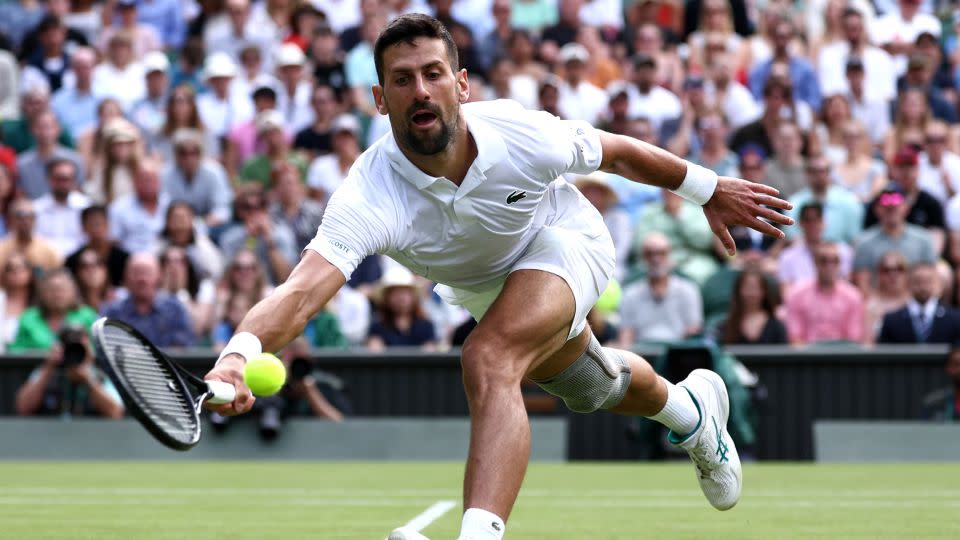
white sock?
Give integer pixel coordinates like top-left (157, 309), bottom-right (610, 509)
top-left (647, 379), bottom-right (700, 436)
top-left (457, 508), bottom-right (505, 540)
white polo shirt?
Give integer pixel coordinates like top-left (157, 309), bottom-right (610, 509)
top-left (304, 99), bottom-right (604, 293)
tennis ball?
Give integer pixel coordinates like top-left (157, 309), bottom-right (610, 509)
top-left (595, 279), bottom-right (622, 315)
top-left (243, 353), bottom-right (287, 396)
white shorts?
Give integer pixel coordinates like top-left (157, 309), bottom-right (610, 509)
top-left (434, 197), bottom-right (616, 340)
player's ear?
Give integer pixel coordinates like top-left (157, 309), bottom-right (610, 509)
top-left (456, 68), bottom-right (470, 103)
top-left (372, 85), bottom-right (389, 115)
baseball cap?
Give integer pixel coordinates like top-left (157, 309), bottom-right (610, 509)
top-left (142, 51), bottom-right (170, 74)
top-left (558, 43), bottom-right (589, 64)
top-left (331, 114), bottom-right (360, 137)
top-left (276, 43), bottom-right (306, 67)
top-left (255, 109), bottom-right (285, 133)
top-left (893, 146), bottom-right (919, 167)
top-left (204, 52), bottom-right (236, 79)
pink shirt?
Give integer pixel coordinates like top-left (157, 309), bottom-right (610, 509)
top-left (785, 280), bottom-right (865, 344)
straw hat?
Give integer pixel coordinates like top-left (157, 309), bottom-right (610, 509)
top-left (574, 172), bottom-right (619, 203)
top-left (375, 266), bottom-right (418, 302)
top-left (102, 118), bottom-right (139, 143)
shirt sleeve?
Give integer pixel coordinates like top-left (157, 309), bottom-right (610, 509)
top-left (522, 107), bottom-right (603, 177)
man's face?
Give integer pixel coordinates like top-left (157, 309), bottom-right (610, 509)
top-left (539, 85), bottom-right (559, 112)
top-left (814, 245), bottom-right (841, 284)
top-left (9, 201), bottom-right (35, 236)
top-left (128, 259), bottom-right (160, 303)
top-left (565, 59), bottom-right (585, 85)
top-left (895, 163), bottom-right (919, 190)
top-left (739, 155), bottom-right (766, 182)
top-left (109, 39), bottom-right (132, 66)
top-left (40, 26), bottom-right (66, 51)
top-left (175, 143), bottom-right (202, 175)
top-left (72, 54), bottom-right (95, 84)
top-left (909, 265), bottom-right (938, 304)
top-left (846, 68), bottom-right (865, 90)
top-left (374, 38), bottom-right (466, 157)
top-left (634, 65), bottom-right (655, 92)
top-left (806, 160), bottom-right (831, 191)
top-left (146, 71), bottom-right (168, 97)
top-left (764, 89), bottom-right (787, 116)
top-left (32, 113), bottom-right (60, 145)
top-left (772, 23), bottom-right (792, 53)
top-left (48, 163), bottom-right (75, 200)
top-left (134, 167), bottom-right (160, 200)
top-left (842, 14), bottom-right (864, 43)
top-left (312, 86), bottom-right (337, 119)
top-left (262, 126), bottom-right (286, 151)
top-left (876, 196), bottom-right (907, 228)
top-left (278, 64), bottom-right (302, 86)
top-left (800, 208), bottom-right (824, 241)
top-left (925, 128), bottom-right (948, 160)
top-left (642, 240), bottom-right (671, 277)
top-left (609, 93), bottom-right (628, 118)
top-left (22, 92), bottom-right (49, 120)
top-left (83, 213), bottom-right (108, 242)
top-left (226, 0), bottom-right (249, 26)
top-left (208, 76), bottom-right (231, 97)
top-left (775, 125), bottom-right (801, 158)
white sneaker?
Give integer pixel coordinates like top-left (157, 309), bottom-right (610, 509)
top-left (387, 527), bottom-right (430, 540)
top-left (671, 369), bottom-right (742, 510)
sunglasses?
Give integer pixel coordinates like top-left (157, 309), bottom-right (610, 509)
top-left (816, 256), bottom-right (840, 264)
top-left (926, 137), bottom-right (947, 144)
top-left (233, 263), bottom-right (258, 271)
top-left (643, 249), bottom-right (669, 257)
top-left (879, 265), bottom-right (905, 273)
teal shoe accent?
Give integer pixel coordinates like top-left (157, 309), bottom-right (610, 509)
top-left (713, 416), bottom-right (729, 462)
top-left (667, 388), bottom-right (703, 445)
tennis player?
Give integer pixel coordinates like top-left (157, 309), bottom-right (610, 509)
top-left (205, 14), bottom-right (792, 540)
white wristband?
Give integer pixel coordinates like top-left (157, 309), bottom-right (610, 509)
top-left (216, 332), bottom-right (262, 366)
top-left (673, 162), bottom-right (718, 206)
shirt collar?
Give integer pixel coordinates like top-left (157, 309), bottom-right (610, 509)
top-left (908, 298), bottom-right (939, 319)
top-left (384, 107), bottom-right (508, 191)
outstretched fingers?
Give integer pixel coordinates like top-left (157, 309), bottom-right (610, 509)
top-left (753, 193), bottom-right (794, 211)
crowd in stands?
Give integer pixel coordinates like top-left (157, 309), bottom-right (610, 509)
top-left (3, 0), bottom-right (960, 367)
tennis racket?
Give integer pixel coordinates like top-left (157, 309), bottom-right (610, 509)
top-left (92, 317), bottom-right (236, 451)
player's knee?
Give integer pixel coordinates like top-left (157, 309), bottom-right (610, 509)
top-left (531, 335), bottom-right (632, 413)
top-left (460, 332), bottom-right (524, 398)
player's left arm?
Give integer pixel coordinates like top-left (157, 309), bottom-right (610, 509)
top-left (596, 130), bottom-right (794, 255)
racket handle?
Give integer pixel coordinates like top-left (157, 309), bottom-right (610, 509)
top-left (206, 380), bottom-right (237, 405)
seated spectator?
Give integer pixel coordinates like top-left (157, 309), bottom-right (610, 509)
top-left (748, 18), bottom-right (821, 113)
top-left (307, 113), bottom-right (361, 204)
top-left (817, 7), bottom-right (895, 104)
top-left (155, 202), bottom-right (224, 280)
top-left (863, 251), bottom-right (911, 343)
top-left (150, 85), bottom-right (219, 166)
top-left (0, 198), bottom-right (62, 272)
top-left (219, 186), bottom-right (297, 286)
top-left (70, 248), bottom-right (116, 313)
top-left (9, 269), bottom-right (98, 351)
top-left (204, 0), bottom-right (276, 64)
top-left (109, 160), bottom-right (169, 255)
top-left (537, 75), bottom-right (563, 118)
top-left (0, 163), bottom-right (15, 236)
top-left (293, 84), bottom-right (338, 161)
top-left (688, 111), bottom-right (739, 179)
top-left (85, 117), bottom-right (142, 204)
top-left (231, 46), bottom-right (280, 112)
top-left (844, 56), bottom-right (891, 148)
top-left (212, 292), bottom-right (252, 349)
top-left (596, 82), bottom-right (631, 135)
top-left (273, 43), bottom-right (314, 134)
top-left (15, 110), bottom-right (84, 200)
top-left (785, 242), bottom-right (865, 345)
top-left (197, 52), bottom-right (254, 149)
top-left (240, 109), bottom-right (308, 188)
top-left (765, 121), bottom-right (807, 199)
top-left (101, 253), bottom-right (195, 347)
top-left (878, 262), bottom-right (960, 344)
top-left (366, 266), bottom-right (437, 350)
top-left (574, 173), bottom-right (631, 281)
top-left (619, 233), bottom-right (703, 344)
top-left (64, 205), bottom-right (129, 287)
top-left (1, 85), bottom-right (74, 154)
top-left (75, 98), bottom-right (124, 178)
top-left (159, 246), bottom-right (216, 338)
top-left (730, 76), bottom-right (807, 158)
top-left (161, 129), bottom-right (233, 228)
top-left (225, 86), bottom-right (281, 179)
top-left (853, 187), bottom-right (936, 291)
top-left (634, 190), bottom-right (717, 285)
top-left (32, 158), bottom-right (90, 257)
top-left (704, 49), bottom-right (761, 131)
top-left (918, 120), bottom-right (960, 206)
top-left (864, 147), bottom-right (945, 254)
top-left (92, 31), bottom-right (145, 111)
top-left (556, 43), bottom-right (606, 125)
top-left (921, 343), bottom-right (960, 421)
top-left (270, 162), bottom-right (324, 251)
top-left (716, 268), bottom-right (787, 345)
top-left (835, 120), bottom-right (887, 202)
top-left (779, 202), bottom-right (854, 294)
top-left (809, 94), bottom-right (852, 168)
top-left (215, 249), bottom-right (273, 322)
top-left (97, 0), bottom-right (162, 58)
top-left (625, 53), bottom-right (682, 140)
top-left (303, 306), bottom-right (349, 349)
top-left (128, 52), bottom-right (171, 152)
top-left (0, 253), bottom-right (34, 351)
top-left (883, 88), bottom-right (938, 164)
top-left (787, 155), bottom-right (863, 245)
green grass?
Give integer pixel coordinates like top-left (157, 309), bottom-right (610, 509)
top-left (1, 462), bottom-right (958, 539)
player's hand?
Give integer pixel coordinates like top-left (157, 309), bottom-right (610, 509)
top-left (703, 177), bottom-right (794, 256)
top-left (203, 354), bottom-right (255, 416)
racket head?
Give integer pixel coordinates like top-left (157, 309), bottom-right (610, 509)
top-left (92, 317), bottom-right (205, 451)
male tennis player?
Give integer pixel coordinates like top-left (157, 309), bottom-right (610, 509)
top-left (205, 14), bottom-right (792, 540)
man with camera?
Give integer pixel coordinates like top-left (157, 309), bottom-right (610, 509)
top-left (15, 324), bottom-right (125, 418)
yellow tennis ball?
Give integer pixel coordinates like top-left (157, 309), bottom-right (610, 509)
top-left (243, 353), bottom-right (287, 396)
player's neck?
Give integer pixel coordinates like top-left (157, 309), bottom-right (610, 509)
top-left (402, 118), bottom-right (477, 185)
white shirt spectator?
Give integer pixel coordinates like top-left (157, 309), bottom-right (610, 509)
top-left (231, 72), bottom-right (280, 108)
top-left (109, 193), bottom-right (170, 254)
top-left (579, 0), bottom-right (624, 30)
top-left (818, 43), bottom-right (897, 102)
top-left (918, 151), bottom-right (960, 206)
top-left (204, 15), bottom-right (277, 69)
top-left (307, 154), bottom-right (349, 200)
top-left (704, 80), bottom-right (761, 129)
top-left (619, 276), bottom-right (703, 342)
top-left (870, 10), bottom-right (940, 73)
top-left (848, 91), bottom-right (892, 145)
top-left (331, 284), bottom-right (371, 345)
top-left (32, 191), bottom-right (91, 256)
top-left (625, 85), bottom-right (682, 133)
top-left (558, 80), bottom-right (608, 125)
top-left (276, 81), bottom-right (314, 134)
top-left (309, 0), bottom-right (362, 34)
top-left (197, 90), bottom-right (255, 139)
top-left (92, 61), bottom-right (146, 110)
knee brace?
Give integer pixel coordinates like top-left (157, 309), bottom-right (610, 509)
top-left (531, 334), bottom-right (632, 413)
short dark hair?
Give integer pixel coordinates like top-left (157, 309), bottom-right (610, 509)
top-left (799, 202), bottom-right (824, 221)
top-left (374, 14), bottom-right (459, 86)
top-left (251, 85), bottom-right (277, 102)
top-left (80, 204), bottom-right (107, 225)
top-left (45, 157), bottom-right (76, 177)
top-left (841, 7), bottom-right (864, 20)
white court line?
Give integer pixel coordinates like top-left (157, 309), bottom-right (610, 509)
top-left (399, 500), bottom-right (457, 534)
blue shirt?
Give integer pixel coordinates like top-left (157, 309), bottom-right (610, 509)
top-left (51, 87), bottom-right (99, 136)
top-left (787, 186), bottom-right (865, 245)
top-left (368, 317), bottom-right (436, 347)
top-left (133, 0), bottom-right (184, 49)
top-left (749, 57), bottom-right (822, 112)
top-left (102, 294), bottom-right (196, 347)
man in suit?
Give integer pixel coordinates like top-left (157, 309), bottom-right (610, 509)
top-left (879, 262), bottom-right (960, 343)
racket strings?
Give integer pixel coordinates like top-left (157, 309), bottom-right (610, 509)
top-left (101, 326), bottom-right (198, 443)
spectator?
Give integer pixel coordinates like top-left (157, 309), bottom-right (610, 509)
top-left (225, 87), bottom-right (283, 181)
top-left (704, 50), bottom-right (761, 131)
top-left (844, 56), bottom-right (892, 147)
top-left (212, 291), bottom-right (252, 349)
top-left (270, 162), bottom-right (324, 251)
top-left (366, 266), bottom-right (437, 350)
top-left (274, 43), bottom-right (314, 134)
top-left (865, 147), bottom-right (945, 253)
top-left (197, 52), bottom-right (253, 149)
top-left (786, 155), bottom-right (863, 245)
top-left (64, 205), bottom-right (130, 288)
top-left (21, 15), bottom-right (71, 93)
top-left (51, 47), bottom-right (98, 137)
top-left (921, 343), bottom-right (960, 421)
top-left (779, 202), bottom-right (854, 293)
top-left (0, 198), bottom-right (62, 272)
top-left (345, 12), bottom-right (386, 118)
top-left (293, 84), bottom-right (338, 160)
top-left (240, 109), bottom-right (308, 188)
top-left (749, 18), bottom-right (821, 112)
top-left (883, 87), bottom-right (935, 163)
top-left (168, 37), bottom-right (206, 92)
top-left (1, 85), bottom-right (74, 154)
top-left (306, 113), bottom-right (360, 204)
top-left (918, 120), bottom-right (960, 206)
top-left (310, 24), bottom-right (348, 99)
top-left (596, 82), bottom-right (631, 135)
top-left (537, 75), bottom-right (563, 118)
top-left (730, 76), bottom-right (802, 158)
top-left (152, 84), bottom-right (218, 165)
top-left (128, 52), bottom-right (172, 150)
top-left (219, 186), bottom-right (297, 285)
top-left (0, 48), bottom-right (17, 121)
top-left (879, 262), bottom-right (960, 344)
top-left (126, 0), bottom-right (185, 50)
top-left (204, 0), bottom-right (275, 63)
top-left (818, 7), bottom-right (896, 102)
top-left (102, 252), bottom-right (195, 347)
top-left (75, 98), bottom-right (124, 177)
top-left (161, 128), bottom-right (233, 228)
top-left (765, 121), bottom-right (807, 199)
top-left (625, 53), bottom-right (682, 139)
top-left (897, 53), bottom-right (956, 124)
top-left (485, 56), bottom-right (538, 111)
top-left (9, 269), bottom-right (98, 351)
top-left (231, 45), bottom-right (281, 112)
top-left (853, 187), bottom-right (936, 291)
top-left (634, 189), bottom-right (717, 285)
top-left (158, 245), bottom-right (216, 338)
top-left (835, 120), bottom-right (888, 202)
top-left (631, 23), bottom-right (682, 93)
top-left (0, 253), bottom-right (35, 350)
top-left (15, 110), bottom-right (84, 199)
top-left (540, 0), bottom-right (581, 49)
top-left (810, 94), bottom-right (853, 167)
top-left (687, 0), bottom-right (748, 75)
top-left (871, 0), bottom-right (940, 73)
top-left (716, 268), bottom-right (787, 345)
top-left (687, 111), bottom-right (739, 178)
top-left (97, 0), bottom-right (162, 58)
top-left (478, 0), bottom-right (512, 72)
top-left (157, 203), bottom-right (223, 279)
top-left (32, 158), bottom-right (90, 256)
top-left (0, 164), bottom-right (14, 236)
top-left (574, 173), bottom-right (630, 281)
top-left (619, 233), bottom-right (703, 344)
top-left (785, 242), bottom-right (865, 345)
top-left (70, 247), bottom-right (115, 312)
top-left (108, 159), bottom-right (169, 254)
top-left (555, 43), bottom-right (605, 125)
top-left (91, 31), bottom-right (145, 110)
top-left (216, 248), bottom-right (273, 318)
top-left (85, 117), bottom-right (142, 204)
top-left (863, 250), bottom-right (911, 343)
top-left (506, 29), bottom-right (548, 84)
